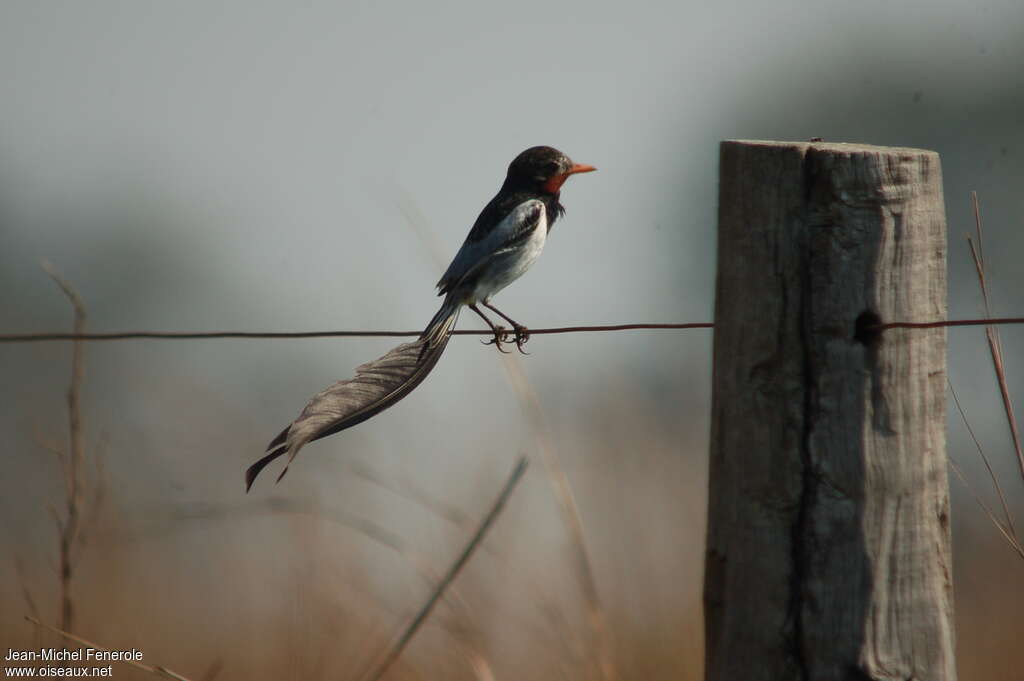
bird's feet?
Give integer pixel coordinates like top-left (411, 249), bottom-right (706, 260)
top-left (482, 325), bottom-right (513, 353)
top-left (510, 324), bottom-right (530, 354)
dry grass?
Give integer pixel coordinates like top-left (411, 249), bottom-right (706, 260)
top-left (950, 192), bottom-right (1024, 561)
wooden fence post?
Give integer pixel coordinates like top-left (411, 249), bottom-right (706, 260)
top-left (705, 141), bottom-right (955, 680)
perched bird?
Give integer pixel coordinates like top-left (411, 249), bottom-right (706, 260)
top-left (246, 146), bottom-right (595, 490)
top-left (424, 145), bottom-right (596, 352)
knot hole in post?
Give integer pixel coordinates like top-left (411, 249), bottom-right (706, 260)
top-left (854, 309), bottom-right (883, 346)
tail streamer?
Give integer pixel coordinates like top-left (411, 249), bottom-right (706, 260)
top-left (245, 298), bottom-right (460, 491)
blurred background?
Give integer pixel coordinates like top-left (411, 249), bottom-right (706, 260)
top-left (1, 1), bottom-right (1022, 679)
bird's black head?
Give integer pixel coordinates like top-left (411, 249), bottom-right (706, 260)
top-left (503, 146), bottom-right (596, 195)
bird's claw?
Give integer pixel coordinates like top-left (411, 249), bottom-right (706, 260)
top-left (482, 325), bottom-right (513, 353)
top-left (511, 325), bottom-right (530, 354)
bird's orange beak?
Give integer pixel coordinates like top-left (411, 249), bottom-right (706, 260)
top-left (543, 163), bottom-right (597, 193)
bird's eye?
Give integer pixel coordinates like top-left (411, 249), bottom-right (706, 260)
top-left (543, 161), bottom-right (560, 174)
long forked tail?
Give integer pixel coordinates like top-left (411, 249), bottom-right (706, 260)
top-left (245, 297), bottom-right (461, 491)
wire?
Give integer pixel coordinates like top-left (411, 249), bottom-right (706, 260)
top-left (0, 323), bottom-right (712, 342)
top-left (1, 317), bottom-right (1023, 343)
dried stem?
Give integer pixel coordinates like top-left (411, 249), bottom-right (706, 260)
top-left (25, 616), bottom-right (196, 681)
top-left (948, 380), bottom-right (1017, 538)
top-left (41, 260), bottom-right (87, 631)
top-left (15, 557), bottom-right (41, 620)
top-left (501, 355), bottom-right (616, 681)
top-left (359, 456), bottom-right (529, 681)
top-left (947, 461), bottom-right (1024, 560)
top-left (967, 192), bottom-right (1024, 480)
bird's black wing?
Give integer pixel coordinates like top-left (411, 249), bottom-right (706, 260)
top-left (436, 198), bottom-right (544, 295)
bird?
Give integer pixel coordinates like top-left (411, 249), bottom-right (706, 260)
top-left (245, 146), bottom-right (595, 490)
top-left (424, 145), bottom-right (596, 353)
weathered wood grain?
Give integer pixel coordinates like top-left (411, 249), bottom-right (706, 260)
top-left (705, 141), bottom-right (954, 681)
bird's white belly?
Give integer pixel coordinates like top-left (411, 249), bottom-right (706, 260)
top-left (470, 219), bottom-right (547, 304)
